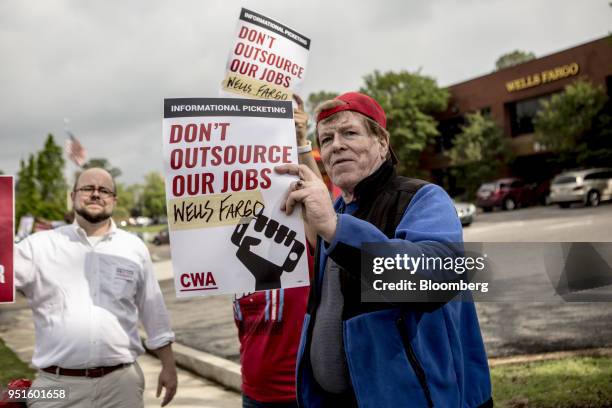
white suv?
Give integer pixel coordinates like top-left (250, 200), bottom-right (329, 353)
top-left (549, 168), bottom-right (612, 208)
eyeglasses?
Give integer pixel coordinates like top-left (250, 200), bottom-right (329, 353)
top-left (75, 185), bottom-right (115, 198)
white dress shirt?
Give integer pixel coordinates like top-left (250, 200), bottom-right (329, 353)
top-left (15, 220), bottom-right (175, 369)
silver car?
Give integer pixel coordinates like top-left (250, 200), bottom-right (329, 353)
top-left (549, 168), bottom-right (612, 208)
top-left (454, 201), bottom-right (477, 226)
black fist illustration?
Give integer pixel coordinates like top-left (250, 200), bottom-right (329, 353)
top-left (231, 213), bottom-right (305, 291)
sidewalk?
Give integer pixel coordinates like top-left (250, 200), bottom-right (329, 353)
top-left (0, 297), bottom-right (241, 408)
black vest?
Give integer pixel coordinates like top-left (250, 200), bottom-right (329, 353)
top-left (308, 160), bottom-right (429, 320)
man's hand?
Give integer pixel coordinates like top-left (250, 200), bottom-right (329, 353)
top-left (275, 163), bottom-right (337, 242)
top-left (156, 365), bottom-right (177, 407)
top-left (153, 343), bottom-right (177, 406)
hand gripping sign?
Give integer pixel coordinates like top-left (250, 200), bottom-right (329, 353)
top-left (0, 176), bottom-right (14, 303)
top-left (221, 8), bottom-right (310, 101)
top-left (162, 98), bottom-right (309, 296)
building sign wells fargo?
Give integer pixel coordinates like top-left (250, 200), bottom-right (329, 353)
top-left (505, 62), bottom-right (580, 93)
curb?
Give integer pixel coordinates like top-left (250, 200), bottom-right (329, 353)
top-left (141, 334), bottom-right (241, 393)
top-left (488, 347), bottom-right (612, 367)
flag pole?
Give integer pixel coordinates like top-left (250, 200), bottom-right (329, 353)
top-left (63, 118), bottom-right (87, 213)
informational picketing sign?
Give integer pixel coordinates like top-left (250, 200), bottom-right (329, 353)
top-left (162, 98), bottom-right (309, 296)
top-left (0, 176), bottom-right (14, 303)
top-left (220, 8), bottom-right (310, 101)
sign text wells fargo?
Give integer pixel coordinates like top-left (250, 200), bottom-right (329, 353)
top-left (505, 62), bottom-right (580, 93)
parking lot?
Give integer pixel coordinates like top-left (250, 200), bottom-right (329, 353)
top-left (463, 202), bottom-right (612, 356)
top-left (150, 202), bottom-right (612, 359)
top-left (464, 202), bottom-right (612, 242)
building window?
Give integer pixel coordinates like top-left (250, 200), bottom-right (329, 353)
top-left (508, 94), bottom-right (553, 137)
top-left (436, 116), bottom-right (465, 153)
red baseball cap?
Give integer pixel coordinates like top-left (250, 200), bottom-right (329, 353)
top-left (316, 92), bottom-right (387, 128)
top-left (316, 92), bottom-right (398, 164)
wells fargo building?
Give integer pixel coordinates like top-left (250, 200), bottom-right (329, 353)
top-left (423, 36), bottom-right (612, 192)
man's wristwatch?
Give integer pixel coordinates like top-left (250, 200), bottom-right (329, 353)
top-left (297, 140), bottom-right (312, 154)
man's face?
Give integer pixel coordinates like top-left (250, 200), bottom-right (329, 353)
top-left (317, 111), bottom-right (388, 193)
top-left (71, 169), bottom-right (117, 224)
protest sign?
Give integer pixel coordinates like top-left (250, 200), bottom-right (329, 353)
top-left (162, 98), bottom-right (309, 296)
top-left (221, 8), bottom-right (310, 101)
top-left (0, 176), bottom-right (14, 303)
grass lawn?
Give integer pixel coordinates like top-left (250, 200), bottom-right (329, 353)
top-left (492, 356), bottom-right (612, 407)
top-left (0, 337), bottom-right (35, 386)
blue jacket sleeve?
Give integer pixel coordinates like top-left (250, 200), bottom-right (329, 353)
top-left (324, 184), bottom-right (463, 276)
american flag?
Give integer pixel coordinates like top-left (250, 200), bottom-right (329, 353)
top-left (64, 131), bottom-right (87, 167)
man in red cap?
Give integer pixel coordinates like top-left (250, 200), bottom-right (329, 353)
top-left (275, 92), bottom-right (492, 407)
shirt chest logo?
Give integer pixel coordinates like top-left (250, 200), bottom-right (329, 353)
top-left (116, 267), bottom-right (136, 281)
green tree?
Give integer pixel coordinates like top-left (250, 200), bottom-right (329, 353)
top-left (35, 134), bottom-right (67, 220)
top-left (15, 155), bottom-right (41, 223)
top-left (81, 158), bottom-right (122, 179)
top-left (306, 91), bottom-right (339, 117)
top-left (535, 79), bottom-right (607, 151)
top-left (495, 50), bottom-right (536, 70)
top-left (534, 79), bottom-right (609, 166)
top-left (114, 182), bottom-right (137, 219)
top-left (448, 112), bottom-right (511, 199)
top-left (360, 70), bottom-right (449, 175)
top-left (140, 172), bottom-right (166, 219)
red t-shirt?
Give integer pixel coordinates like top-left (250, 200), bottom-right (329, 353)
top-left (234, 285), bottom-right (309, 402)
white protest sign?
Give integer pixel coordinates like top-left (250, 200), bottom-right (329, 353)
top-left (221, 8), bottom-right (310, 101)
top-left (162, 98), bottom-right (309, 297)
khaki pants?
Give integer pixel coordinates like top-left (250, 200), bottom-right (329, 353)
top-left (28, 362), bottom-right (145, 408)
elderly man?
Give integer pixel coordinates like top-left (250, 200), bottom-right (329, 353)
top-left (15, 168), bottom-right (177, 408)
top-left (275, 92), bottom-right (492, 407)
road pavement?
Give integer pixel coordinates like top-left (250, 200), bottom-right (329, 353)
top-left (158, 203), bottom-right (612, 359)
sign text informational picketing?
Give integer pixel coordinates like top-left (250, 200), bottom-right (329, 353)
top-left (162, 98), bottom-right (309, 297)
top-left (221, 8), bottom-right (310, 101)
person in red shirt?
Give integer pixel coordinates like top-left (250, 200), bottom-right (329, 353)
top-left (233, 96), bottom-right (319, 408)
top-left (234, 285), bottom-right (309, 408)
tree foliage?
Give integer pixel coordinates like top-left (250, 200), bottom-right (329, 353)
top-left (114, 182), bottom-right (137, 219)
top-left (448, 112), bottom-right (511, 199)
top-left (15, 134), bottom-right (68, 222)
top-left (15, 155), bottom-right (41, 223)
top-left (306, 91), bottom-right (339, 117)
top-left (36, 134), bottom-right (68, 220)
top-left (140, 172), bottom-right (166, 218)
top-left (495, 50), bottom-right (536, 70)
top-left (81, 158), bottom-right (122, 179)
top-left (535, 79), bottom-right (608, 151)
top-left (360, 70), bottom-right (449, 175)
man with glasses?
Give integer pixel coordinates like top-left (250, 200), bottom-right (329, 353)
top-left (15, 167), bottom-right (177, 408)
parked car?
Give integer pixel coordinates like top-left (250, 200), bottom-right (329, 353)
top-left (476, 178), bottom-right (546, 212)
top-left (152, 228), bottom-right (170, 245)
top-left (548, 168), bottom-right (612, 208)
top-left (135, 216), bottom-right (154, 227)
top-left (454, 201), bottom-right (477, 226)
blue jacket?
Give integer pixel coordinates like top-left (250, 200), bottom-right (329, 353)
top-left (296, 168), bottom-right (492, 408)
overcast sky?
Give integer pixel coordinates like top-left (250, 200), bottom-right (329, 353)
top-left (1, 0), bottom-right (610, 184)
